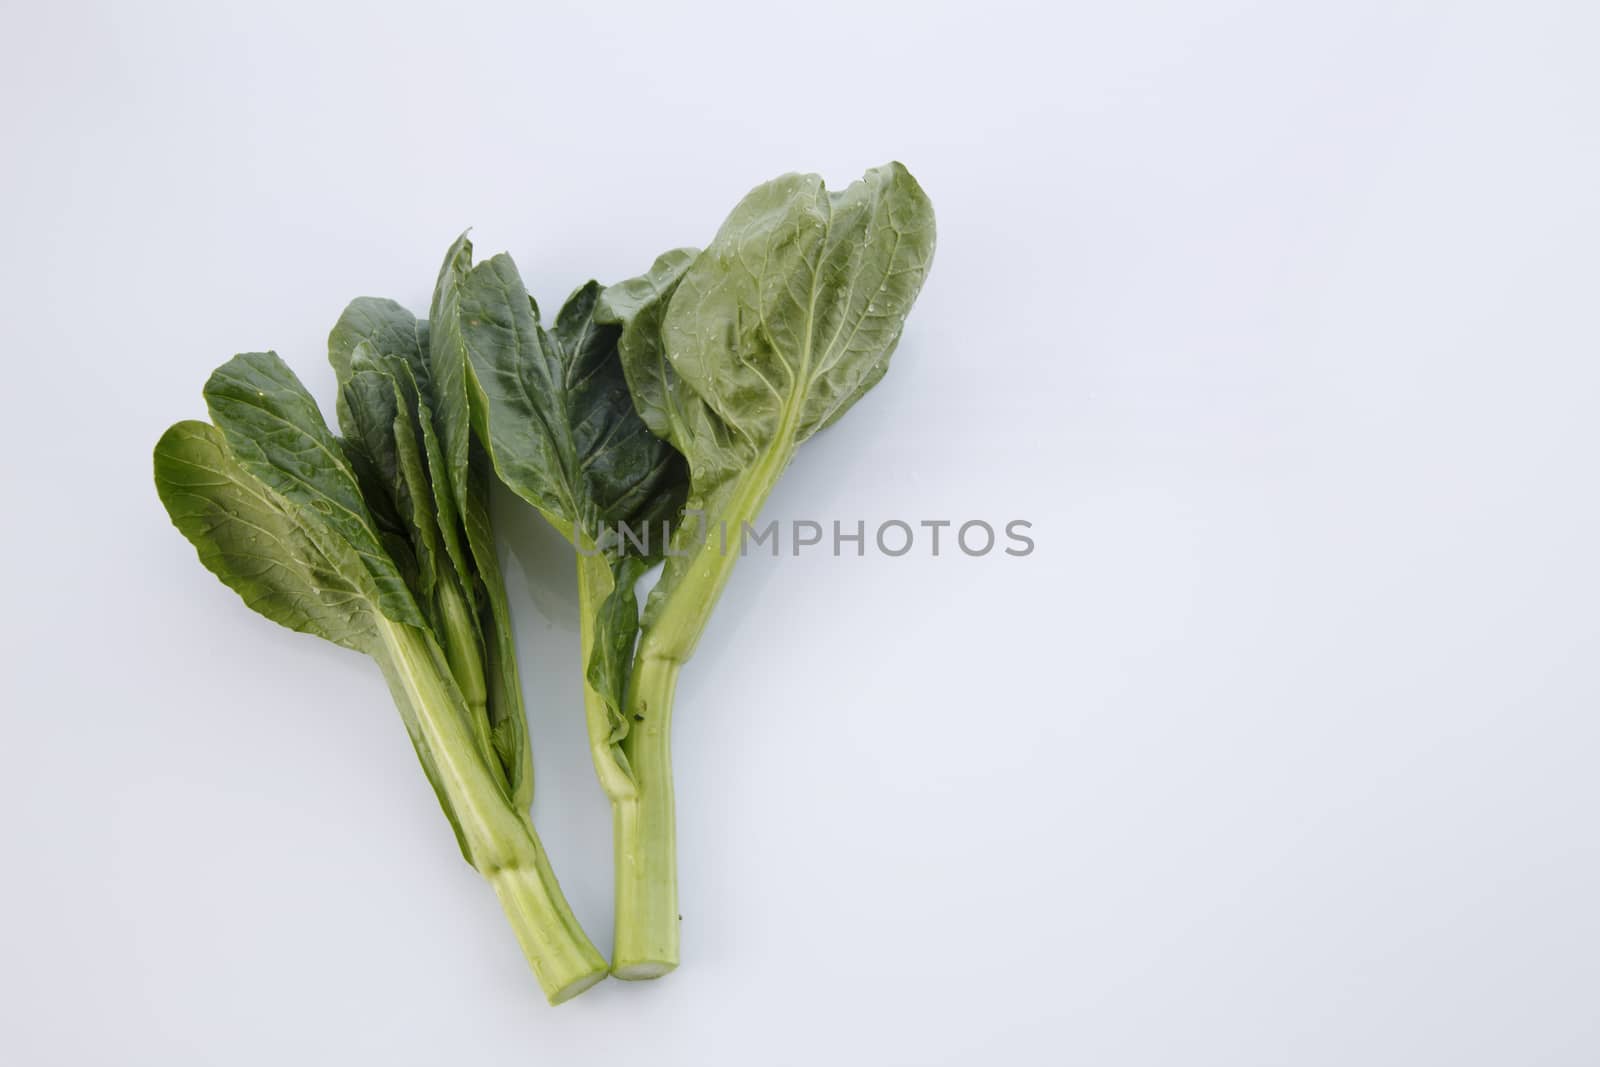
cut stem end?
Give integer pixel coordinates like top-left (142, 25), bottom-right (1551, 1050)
top-left (611, 958), bottom-right (677, 981)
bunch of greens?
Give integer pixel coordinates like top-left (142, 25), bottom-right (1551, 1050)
top-left (153, 302), bottom-right (607, 1003)
top-left (459, 162), bottom-right (937, 977)
top-left (153, 160), bottom-right (934, 998)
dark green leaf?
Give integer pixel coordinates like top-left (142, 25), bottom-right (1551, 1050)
top-left (464, 448), bottom-right (533, 810)
top-left (584, 554), bottom-right (648, 779)
top-left (201, 352), bottom-right (424, 629)
top-left (427, 233), bottom-right (477, 529)
top-left (154, 419), bottom-right (472, 862)
top-left (661, 162), bottom-right (935, 449)
top-left (154, 421), bottom-right (382, 653)
top-left (330, 296), bottom-right (434, 423)
top-left (446, 246), bottom-right (689, 553)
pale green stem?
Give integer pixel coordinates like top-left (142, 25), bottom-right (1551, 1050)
top-left (376, 617), bottom-right (607, 1003)
top-left (575, 551), bottom-right (676, 975)
top-left (602, 437), bottom-right (801, 978)
top-left (640, 438), bottom-right (798, 663)
top-left (611, 654), bottom-right (680, 979)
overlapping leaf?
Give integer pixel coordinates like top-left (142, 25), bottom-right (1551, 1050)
top-left (199, 352), bottom-right (426, 629)
top-left (661, 163), bottom-right (935, 445)
top-left (154, 418), bottom-right (384, 653)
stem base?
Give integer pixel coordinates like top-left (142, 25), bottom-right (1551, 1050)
top-left (611, 656), bottom-right (681, 978)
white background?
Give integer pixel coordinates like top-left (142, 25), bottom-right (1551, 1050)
top-left (2, 1), bottom-right (1596, 1063)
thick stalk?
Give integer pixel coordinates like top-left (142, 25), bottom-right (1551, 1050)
top-left (611, 654), bottom-right (680, 979)
top-left (487, 842), bottom-right (609, 1005)
top-left (607, 438), bottom-right (800, 978)
top-left (376, 617), bottom-right (607, 1003)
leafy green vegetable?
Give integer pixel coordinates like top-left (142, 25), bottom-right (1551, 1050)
top-left (603, 163), bottom-right (935, 975)
top-left (154, 346), bottom-right (607, 1004)
top-left (467, 162), bottom-right (936, 977)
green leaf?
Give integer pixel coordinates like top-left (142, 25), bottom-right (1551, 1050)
top-left (596, 249), bottom-right (749, 499)
top-left (417, 393), bottom-right (478, 618)
top-left (554, 280), bottom-right (689, 542)
top-left (585, 554), bottom-right (648, 772)
top-left (427, 233), bottom-right (478, 529)
top-left (661, 162), bottom-right (935, 451)
top-left (445, 247), bottom-right (689, 552)
top-left (201, 352), bottom-right (426, 630)
top-left (464, 447), bottom-right (533, 810)
top-left (330, 296), bottom-right (433, 426)
top-left (594, 248), bottom-right (697, 446)
top-left (335, 361), bottom-right (408, 540)
top-left (154, 421), bottom-right (383, 653)
top-left (341, 349), bottom-right (435, 607)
